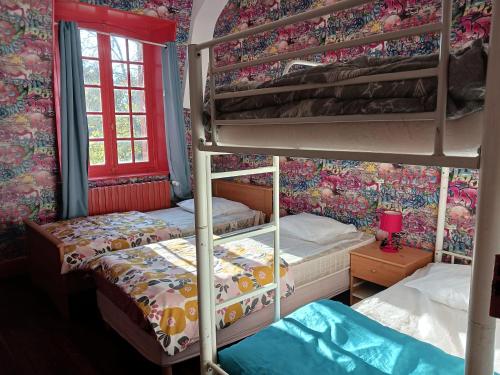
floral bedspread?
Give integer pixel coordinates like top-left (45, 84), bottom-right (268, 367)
top-left (89, 237), bottom-right (295, 355)
top-left (43, 212), bottom-right (183, 274)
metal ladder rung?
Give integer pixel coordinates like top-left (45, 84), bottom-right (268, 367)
top-left (213, 224), bottom-right (276, 246)
top-left (211, 166), bottom-right (277, 180)
top-left (216, 283), bottom-right (278, 310)
top-left (208, 362), bottom-right (229, 375)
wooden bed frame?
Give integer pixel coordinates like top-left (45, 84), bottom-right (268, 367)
top-left (24, 180), bottom-right (272, 318)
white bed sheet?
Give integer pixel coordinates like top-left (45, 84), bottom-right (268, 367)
top-left (147, 207), bottom-right (262, 237)
top-left (217, 111), bottom-right (482, 157)
top-left (353, 264), bottom-right (500, 372)
top-left (253, 231), bottom-right (375, 287)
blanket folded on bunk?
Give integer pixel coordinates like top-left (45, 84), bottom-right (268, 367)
top-left (88, 237), bottom-right (294, 356)
top-left (43, 211), bottom-right (183, 274)
top-left (219, 299), bottom-right (495, 375)
top-left (204, 40), bottom-right (486, 123)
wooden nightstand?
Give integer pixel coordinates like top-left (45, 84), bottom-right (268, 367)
top-left (350, 241), bottom-right (433, 305)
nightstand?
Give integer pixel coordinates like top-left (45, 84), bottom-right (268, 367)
top-left (350, 241), bottom-right (433, 305)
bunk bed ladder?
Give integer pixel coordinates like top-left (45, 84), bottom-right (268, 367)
top-left (204, 154), bottom-right (281, 375)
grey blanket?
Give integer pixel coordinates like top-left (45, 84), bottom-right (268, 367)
top-left (204, 40), bottom-right (486, 123)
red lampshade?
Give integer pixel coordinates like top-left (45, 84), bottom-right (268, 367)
top-left (380, 210), bottom-right (402, 233)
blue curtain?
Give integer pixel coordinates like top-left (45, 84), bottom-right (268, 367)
top-left (59, 21), bottom-right (89, 219)
top-left (162, 42), bottom-right (192, 200)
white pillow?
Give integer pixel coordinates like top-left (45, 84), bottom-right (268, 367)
top-left (280, 213), bottom-right (357, 245)
top-left (405, 263), bottom-right (471, 311)
top-left (177, 197), bottom-right (250, 217)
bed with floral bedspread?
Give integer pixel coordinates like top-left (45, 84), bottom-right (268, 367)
top-left (88, 237), bottom-right (295, 356)
top-left (42, 210), bottom-right (263, 275)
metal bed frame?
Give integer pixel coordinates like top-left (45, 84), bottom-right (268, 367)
top-left (188, 0), bottom-right (500, 374)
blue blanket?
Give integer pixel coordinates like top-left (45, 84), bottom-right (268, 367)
top-left (219, 300), bottom-right (469, 375)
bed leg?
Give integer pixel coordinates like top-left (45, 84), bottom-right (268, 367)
top-left (161, 366), bottom-right (173, 375)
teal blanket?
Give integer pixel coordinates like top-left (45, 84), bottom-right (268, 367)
top-left (219, 300), bottom-right (470, 375)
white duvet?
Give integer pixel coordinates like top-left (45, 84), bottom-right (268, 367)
top-left (353, 264), bottom-right (500, 372)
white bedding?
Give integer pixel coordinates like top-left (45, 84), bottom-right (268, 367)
top-left (216, 110), bottom-right (482, 158)
top-left (353, 264), bottom-right (500, 372)
top-left (147, 207), bottom-right (262, 237)
top-left (253, 231), bottom-right (375, 287)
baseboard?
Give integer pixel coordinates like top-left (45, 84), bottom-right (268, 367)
top-left (0, 256), bottom-right (28, 279)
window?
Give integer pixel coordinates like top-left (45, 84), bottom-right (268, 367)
top-left (80, 29), bottom-right (167, 179)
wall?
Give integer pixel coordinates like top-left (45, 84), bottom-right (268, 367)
top-left (0, 0), bottom-right (193, 264)
top-left (207, 0), bottom-right (491, 255)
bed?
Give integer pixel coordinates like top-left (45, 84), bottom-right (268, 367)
top-left (187, 0), bottom-right (500, 372)
top-left (205, 40), bottom-right (486, 161)
top-left (218, 262), bottom-right (500, 374)
top-left (24, 180), bottom-right (271, 317)
top-left (90, 214), bottom-right (375, 374)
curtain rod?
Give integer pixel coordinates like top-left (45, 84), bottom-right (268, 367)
top-left (54, 22), bottom-right (169, 48)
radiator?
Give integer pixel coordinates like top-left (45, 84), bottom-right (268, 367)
top-left (88, 180), bottom-right (171, 216)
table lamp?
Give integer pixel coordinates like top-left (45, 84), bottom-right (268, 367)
top-left (380, 210), bottom-right (402, 253)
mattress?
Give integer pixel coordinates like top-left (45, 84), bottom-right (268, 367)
top-left (208, 42), bottom-right (485, 123)
top-left (353, 264), bottom-right (500, 373)
top-left (218, 300), bottom-right (467, 375)
top-left (253, 231), bottom-right (375, 287)
top-left (95, 231), bottom-right (374, 336)
top-left (216, 110), bottom-right (482, 158)
top-left (147, 207), bottom-right (262, 236)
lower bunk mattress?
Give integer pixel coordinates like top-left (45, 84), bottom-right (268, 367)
top-left (92, 231), bottom-right (374, 362)
top-left (218, 300), bottom-right (475, 375)
top-left (219, 263), bottom-right (500, 374)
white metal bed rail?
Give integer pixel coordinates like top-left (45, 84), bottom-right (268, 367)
top-left (203, 154), bottom-right (281, 374)
top-left (199, 0), bottom-right (460, 164)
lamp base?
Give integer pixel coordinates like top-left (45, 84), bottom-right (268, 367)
top-left (380, 244), bottom-right (399, 253)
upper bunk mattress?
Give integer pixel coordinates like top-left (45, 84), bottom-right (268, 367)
top-left (207, 40), bottom-right (486, 122)
top-left (207, 41), bottom-right (486, 158)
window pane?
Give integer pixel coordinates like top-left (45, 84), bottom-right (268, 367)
top-left (80, 30), bottom-right (98, 58)
top-left (112, 63), bottom-right (128, 86)
top-left (129, 64), bottom-right (144, 87)
top-left (83, 59), bottom-right (100, 85)
top-left (117, 140), bottom-right (132, 164)
top-left (89, 141), bottom-right (105, 165)
top-left (87, 115), bottom-right (104, 139)
top-left (132, 115), bottom-right (147, 137)
top-left (85, 87), bottom-right (102, 112)
top-left (111, 36), bottom-right (127, 61)
top-left (128, 40), bottom-right (143, 62)
top-left (134, 140), bottom-right (149, 162)
top-left (114, 89), bottom-right (129, 112)
top-left (115, 115), bottom-right (131, 138)
top-left (131, 90), bottom-right (145, 112)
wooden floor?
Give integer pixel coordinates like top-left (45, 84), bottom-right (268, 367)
top-left (0, 277), bottom-right (349, 375)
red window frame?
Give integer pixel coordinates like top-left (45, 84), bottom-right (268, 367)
top-left (53, 1), bottom-right (176, 180)
top-left (83, 33), bottom-right (168, 179)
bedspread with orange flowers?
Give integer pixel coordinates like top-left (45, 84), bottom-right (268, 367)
top-left (43, 212), bottom-right (183, 274)
top-left (88, 237), bottom-right (295, 355)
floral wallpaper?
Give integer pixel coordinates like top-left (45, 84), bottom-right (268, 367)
top-left (207, 0), bottom-right (491, 254)
top-left (0, 0), bottom-right (192, 263)
top-left (0, 0), bottom-right (57, 262)
top-left (0, 0), bottom-right (488, 263)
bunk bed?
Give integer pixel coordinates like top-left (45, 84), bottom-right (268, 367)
top-left (218, 256), bottom-right (500, 375)
top-left (187, 0), bottom-right (500, 374)
top-left (25, 180), bottom-right (269, 317)
top-left (89, 157), bottom-right (375, 375)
